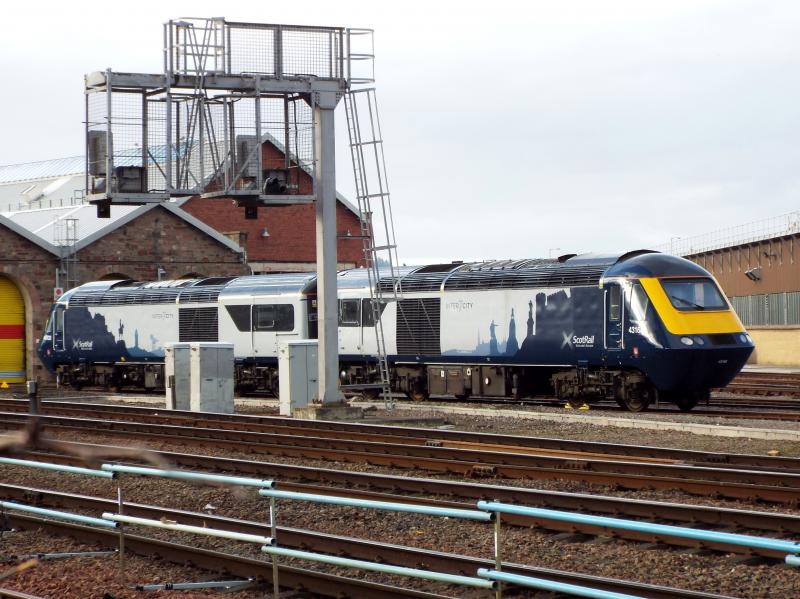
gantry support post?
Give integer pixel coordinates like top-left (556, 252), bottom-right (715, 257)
top-left (314, 91), bottom-right (343, 404)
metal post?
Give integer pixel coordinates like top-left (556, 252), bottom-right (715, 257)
top-left (494, 512), bottom-right (502, 599)
top-left (269, 496), bottom-right (279, 597)
top-left (314, 92), bottom-right (342, 404)
top-left (26, 380), bottom-right (39, 416)
top-left (105, 69), bottom-right (113, 194)
top-left (117, 483), bottom-right (125, 581)
top-left (255, 77), bottom-right (262, 194)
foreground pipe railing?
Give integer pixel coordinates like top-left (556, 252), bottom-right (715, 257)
top-left (101, 464), bottom-right (274, 488)
top-left (1, 500), bottom-right (117, 529)
top-left (259, 488), bottom-right (491, 521)
top-left (478, 569), bottom-right (643, 599)
top-left (0, 457), bottom-right (114, 479)
top-left (102, 513), bottom-right (275, 545)
top-left (261, 545), bottom-right (494, 589)
top-left (477, 501), bottom-right (800, 565)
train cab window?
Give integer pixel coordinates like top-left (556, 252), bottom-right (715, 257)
top-left (608, 285), bottom-right (622, 322)
top-left (339, 299), bottom-right (360, 327)
top-left (361, 298), bottom-right (387, 327)
top-left (253, 304), bottom-right (294, 331)
top-left (661, 278), bottom-right (727, 311)
top-left (629, 284), bottom-right (650, 320)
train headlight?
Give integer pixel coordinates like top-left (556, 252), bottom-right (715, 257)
top-left (680, 336), bottom-right (694, 346)
top-left (693, 336), bottom-right (705, 345)
top-left (739, 333), bottom-right (749, 344)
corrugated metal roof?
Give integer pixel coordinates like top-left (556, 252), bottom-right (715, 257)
top-left (0, 156), bottom-right (84, 184)
top-left (0, 175), bottom-right (85, 213)
top-left (1, 204), bottom-right (140, 246)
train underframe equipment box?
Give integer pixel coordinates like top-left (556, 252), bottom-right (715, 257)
top-left (278, 340), bottom-right (319, 416)
top-left (189, 342), bottom-right (235, 414)
top-left (164, 342), bottom-right (191, 410)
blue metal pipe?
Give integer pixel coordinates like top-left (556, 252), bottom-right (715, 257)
top-left (259, 489), bottom-right (491, 521)
top-left (262, 546), bottom-right (494, 588)
top-left (0, 501), bottom-right (118, 529)
top-left (101, 464), bottom-right (274, 488)
top-left (477, 569), bottom-right (643, 599)
top-left (477, 501), bottom-right (800, 556)
top-left (103, 513), bottom-right (275, 545)
top-left (0, 457), bottom-right (114, 479)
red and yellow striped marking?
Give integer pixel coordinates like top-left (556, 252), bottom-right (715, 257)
top-left (0, 276), bottom-right (25, 383)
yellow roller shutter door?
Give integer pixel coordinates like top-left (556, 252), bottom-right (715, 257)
top-left (0, 276), bottom-right (25, 383)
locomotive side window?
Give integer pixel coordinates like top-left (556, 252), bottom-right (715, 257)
top-left (339, 299), bottom-right (360, 327)
top-left (253, 304), bottom-right (294, 331)
top-left (361, 298), bottom-right (387, 327)
top-left (661, 278), bottom-right (727, 311)
top-left (609, 285), bottom-right (622, 322)
top-left (225, 305), bottom-right (251, 332)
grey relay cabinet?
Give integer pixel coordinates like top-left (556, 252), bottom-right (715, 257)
top-left (164, 342), bottom-right (191, 410)
top-left (278, 340), bottom-right (319, 416)
top-left (189, 342), bottom-right (235, 414)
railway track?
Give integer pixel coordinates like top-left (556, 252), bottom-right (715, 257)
top-left (2, 399), bottom-right (799, 470)
top-left (2, 510), bottom-right (733, 599)
top-left (1, 411), bottom-right (799, 505)
top-left (717, 371), bottom-right (800, 399)
top-left (7, 442), bottom-right (800, 553)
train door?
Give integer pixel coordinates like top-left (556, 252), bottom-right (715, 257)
top-left (604, 282), bottom-right (623, 350)
top-left (53, 305), bottom-right (66, 353)
top-left (338, 298), bottom-right (362, 354)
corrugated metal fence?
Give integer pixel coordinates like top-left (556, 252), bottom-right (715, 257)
top-left (731, 292), bottom-right (800, 327)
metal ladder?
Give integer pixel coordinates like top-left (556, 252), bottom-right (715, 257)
top-left (344, 88), bottom-right (402, 409)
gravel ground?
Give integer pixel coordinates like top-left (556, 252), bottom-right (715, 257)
top-left (0, 528), bottom-right (267, 598)
top-left (2, 464), bottom-right (800, 598)
top-left (3, 419), bottom-right (800, 598)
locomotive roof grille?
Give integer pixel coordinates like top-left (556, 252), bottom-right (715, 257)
top-left (444, 265), bottom-right (609, 290)
top-left (68, 288), bottom-right (183, 306)
top-left (379, 262), bottom-right (611, 292)
top-left (177, 285), bottom-right (226, 304)
top-left (68, 284), bottom-right (227, 307)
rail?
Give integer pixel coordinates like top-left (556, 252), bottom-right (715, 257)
top-left (3, 455), bottom-right (800, 599)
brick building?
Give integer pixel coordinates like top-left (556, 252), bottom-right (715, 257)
top-left (0, 138), bottom-right (367, 383)
top-left (0, 203), bottom-right (246, 383)
top-left (668, 213), bottom-right (800, 367)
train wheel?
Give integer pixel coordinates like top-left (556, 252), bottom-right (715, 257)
top-left (675, 390), bottom-right (706, 412)
top-left (619, 386), bottom-right (653, 412)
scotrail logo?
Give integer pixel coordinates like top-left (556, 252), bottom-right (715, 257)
top-left (561, 332), bottom-right (595, 349)
top-left (72, 339), bottom-right (94, 351)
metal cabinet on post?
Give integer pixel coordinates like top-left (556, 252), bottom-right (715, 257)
top-left (278, 340), bottom-right (319, 416)
top-left (189, 342), bottom-right (235, 414)
top-left (165, 342), bottom-right (191, 410)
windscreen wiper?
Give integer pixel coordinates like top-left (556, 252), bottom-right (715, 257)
top-left (669, 295), bottom-right (704, 310)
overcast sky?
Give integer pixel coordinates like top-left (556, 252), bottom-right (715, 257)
top-left (1, 1), bottom-right (798, 264)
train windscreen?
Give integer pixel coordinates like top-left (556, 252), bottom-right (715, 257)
top-left (660, 278), bottom-right (727, 311)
